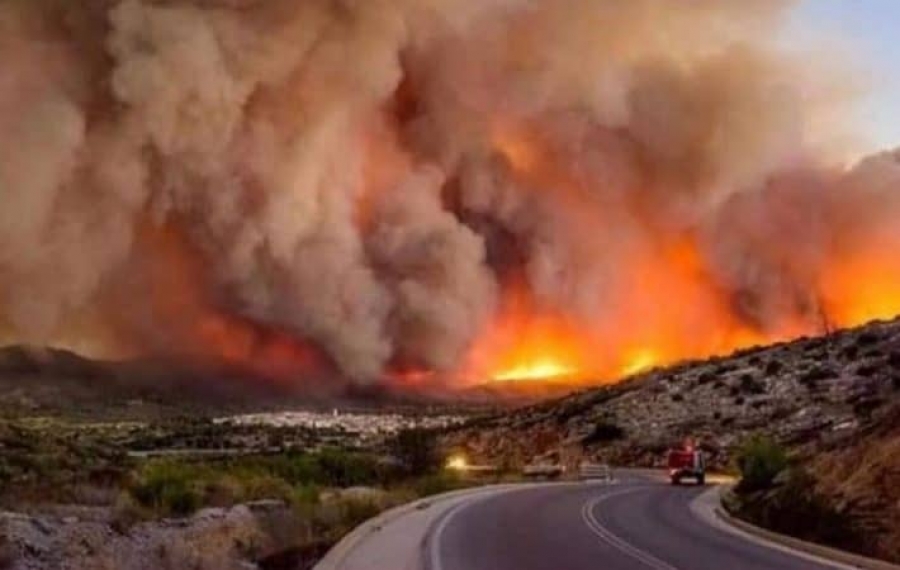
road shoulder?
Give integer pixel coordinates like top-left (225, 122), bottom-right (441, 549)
top-left (691, 486), bottom-right (900, 570)
top-left (313, 484), bottom-right (529, 570)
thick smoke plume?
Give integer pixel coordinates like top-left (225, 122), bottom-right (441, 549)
top-left (2, 0), bottom-right (900, 388)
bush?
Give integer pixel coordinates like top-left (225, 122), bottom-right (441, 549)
top-left (799, 366), bottom-right (835, 388)
top-left (293, 483), bottom-right (320, 504)
top-left (222, 449), bottom-right (384, 488)
top-left (316, 448), bottom-right (384, 487)
top-left (764, 360), bottom-right (783, 375)
top-left (315, 497), bottom-right (385, 537)
top-left (738, 374), bottom-right (765, 395)
top-left (125, 450), bottom-right (393, 519)
top-left (129, 462), bottom-right (202, 516)
top-left (734, 468), bottom-right (862, 554)
top-left (888, 352), bottom-right (900, 369)
top-left (241, 474), bottom-right (295, 502)
top-left (111, 492), bottom-right (149, 533)
top-left (341, 498), bottom-right (381, 526)
top-left (388, 429), bottom-right (439, 477)
top-left (854, 364), bottom-right (878, 378)
top-left (582, 421), bottom-right (625, 446)
top-left (735, 435), bottom-right (788, 493)
top-left (696, 371), bottom-right (716, 385)
top-left (855, 331), bottom-right (880, 346)
top-left (233, 452), bottom-right (322, 485)
top-left (412, 472), bottom-right (464, 497)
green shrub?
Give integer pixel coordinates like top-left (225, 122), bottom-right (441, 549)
top-left (291, 484), bottom-right (320, 511)
top-left (316, 448), bottom-right (384, 486)
top-left (735, 435), bottom-right (788, 493)
top-left (241, 474), bottom-right (295, 502)
top-left (129, 461), bottom-right (203, 516)
top-left (200, 475), bottom-right (243, 507)
top-left (336, 498), bottom-right (382, 532)
top-left (412, 472), bottom-right (463, 497)
top-left (735, 468), bottom-right (862, 553)
top-left (111, 492), bottom-right (150, 533)
top-left (126, 449), bottom-right (393, 519)
top-left (276, 453), bottom-right (325, 484)
top-left (388, 429), bottom-right (439, 477)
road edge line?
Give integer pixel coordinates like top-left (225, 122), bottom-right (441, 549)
top-left (314, 483), bottom-right (528, 570)
top-left (711, 488), bottom-right (900, 570)
top-left (313, 485), bottom-right (509, 570)
top-left (423, 491), bottom-right (477, 570)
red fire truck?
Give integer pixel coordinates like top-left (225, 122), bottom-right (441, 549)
top-left (667, 442), bottom-right (706, 485)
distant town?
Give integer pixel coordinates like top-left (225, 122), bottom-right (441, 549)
top-left (217, 409), bottom-right (467, 440)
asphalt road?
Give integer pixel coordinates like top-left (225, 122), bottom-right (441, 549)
top-left (427, 473), bottom-right (846, 570)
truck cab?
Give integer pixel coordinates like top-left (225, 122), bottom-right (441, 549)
top-left (667, 446), bottom-right (705, 485)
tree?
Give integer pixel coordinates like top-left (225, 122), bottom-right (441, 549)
top-left (389, 428), bottom-right (439, 477)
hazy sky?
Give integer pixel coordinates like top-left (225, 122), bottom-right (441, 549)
top-left (790, 0), bottom-right (900, 153)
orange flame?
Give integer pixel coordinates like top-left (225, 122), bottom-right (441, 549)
top-left (461, 281), bottom-right (599, 384)
top-left (128, 127), bottom-right (900, 392)
top-left (468, 232), bottom-right (900, 386)
top-left (460, 123), bottom-right (900, 386)
top-left (820, 248), bottom-right (900, 329)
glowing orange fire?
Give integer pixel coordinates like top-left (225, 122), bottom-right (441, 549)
top-left (468, 235), bottom-right (900, 386)
top-left (493, 359), bottom-right (576, 382)
top-left (820, 249), bottom-right (900, 329)
top-left (127, 130), bottom-right (900, 391)
top-left (619, 348), bottom-right (659, 378)
top-left (460, 126), bottom-right (900, 387)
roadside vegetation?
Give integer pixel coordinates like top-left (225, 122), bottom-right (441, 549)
top-left (733, 434), bottom-right (788, 493)
top-left (0, 419), bottom-right (481, 570)
top-left (727, 435), bottom-right (867, 558)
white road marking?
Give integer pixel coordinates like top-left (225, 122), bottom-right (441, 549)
top-left (581, 488), bottom-right (681, 570)
top-left (427, 494), bottom-right (473, 570)
top-left (427, 483), bottom-right (577, 570)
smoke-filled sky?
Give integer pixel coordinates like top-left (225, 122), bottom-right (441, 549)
top-left (3, 0), bottom-right (900, 391)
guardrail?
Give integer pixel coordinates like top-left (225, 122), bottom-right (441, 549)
top-left (579, 462), bottom-right (613, 481)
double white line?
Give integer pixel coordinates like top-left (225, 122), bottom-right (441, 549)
top-left (581, 488), bottom-right (681, 570)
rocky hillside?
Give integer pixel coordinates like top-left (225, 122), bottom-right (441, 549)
top-left (448, 318), bottom-right (900, 467)
top-left (810, 401), bottom-right (900, 561)
top-left (0, 500), bottom-right (325, 570)
top-left (445, 318), bottom-right (900, 559)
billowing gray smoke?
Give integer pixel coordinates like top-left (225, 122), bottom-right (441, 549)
top-left (1, 0), bottom-right (899, 384)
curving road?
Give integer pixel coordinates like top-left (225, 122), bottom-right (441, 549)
top-left (426, 473), bottom-right (849, 570)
